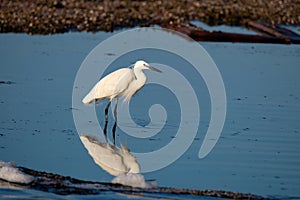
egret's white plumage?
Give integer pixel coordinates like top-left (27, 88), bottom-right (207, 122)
top-left (82, 60), bottom-right (161, 145)
top-left (82, 60), bottom-right (161, 105)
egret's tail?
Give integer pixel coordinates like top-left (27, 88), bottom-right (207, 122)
top-left (82, 88), bottom-right (96, 105)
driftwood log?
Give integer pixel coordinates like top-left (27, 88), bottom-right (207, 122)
top-left (167, 22), bottom-right (300, 44)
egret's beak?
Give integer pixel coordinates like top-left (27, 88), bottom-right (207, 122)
top-left (147, 65), bottom-right (162, 73)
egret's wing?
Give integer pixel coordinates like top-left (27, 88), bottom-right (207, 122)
top-left (113, 69), bottom-right (135, 98)
top-left (82, 68), bottom-right (133, 104)
top-left (82, 83), bottom-right (100, 104)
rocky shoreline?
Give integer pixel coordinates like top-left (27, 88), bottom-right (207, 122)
top-left (0, 162), bottom-right (266, 199)
top-left (0, 0), bottom-right (299, 34)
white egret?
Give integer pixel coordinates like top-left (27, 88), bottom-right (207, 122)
top-left (82, 60), bottom-right (162, 143)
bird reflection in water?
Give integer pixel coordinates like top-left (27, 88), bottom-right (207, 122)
top-left (80, 135), bottom-right (157, 188)
top-left (80, 135), bottom-right (140, 176)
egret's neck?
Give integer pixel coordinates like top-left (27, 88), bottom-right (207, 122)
top-left (122, 67), bottom-right (147, 101)
top-left (133, 68), bottom-right (147, 86)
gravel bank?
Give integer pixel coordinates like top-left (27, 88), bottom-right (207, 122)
top-left (1, 0), bottom-right (299, 34)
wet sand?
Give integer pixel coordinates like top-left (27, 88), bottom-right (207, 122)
top-left (1, 0), bottom-right (299, 34)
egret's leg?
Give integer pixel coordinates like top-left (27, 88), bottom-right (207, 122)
top-left (112, 98), bottom-right (118, 145)
top-left (103, 100), bottom-right (111, 143)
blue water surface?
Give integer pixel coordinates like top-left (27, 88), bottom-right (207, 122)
top-left (0, 29), bottom-right (300, 199)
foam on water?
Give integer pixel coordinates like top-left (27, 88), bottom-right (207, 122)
top-left (0, 161), bottom-right (34, 184)
top-left (112, 173), bottom-right (157, 189)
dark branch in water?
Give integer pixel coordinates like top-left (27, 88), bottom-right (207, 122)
top-left (167, 22), bottom-right (300, 44)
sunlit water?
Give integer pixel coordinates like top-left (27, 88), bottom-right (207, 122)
top-left (0, 28), bottom-right (300, 199)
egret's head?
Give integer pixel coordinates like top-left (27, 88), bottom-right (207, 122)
top-left (134, 60), bottom-right (162, 73)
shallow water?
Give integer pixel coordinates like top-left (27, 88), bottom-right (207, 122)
top-left (0, 30), bottom-right (300, 199)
